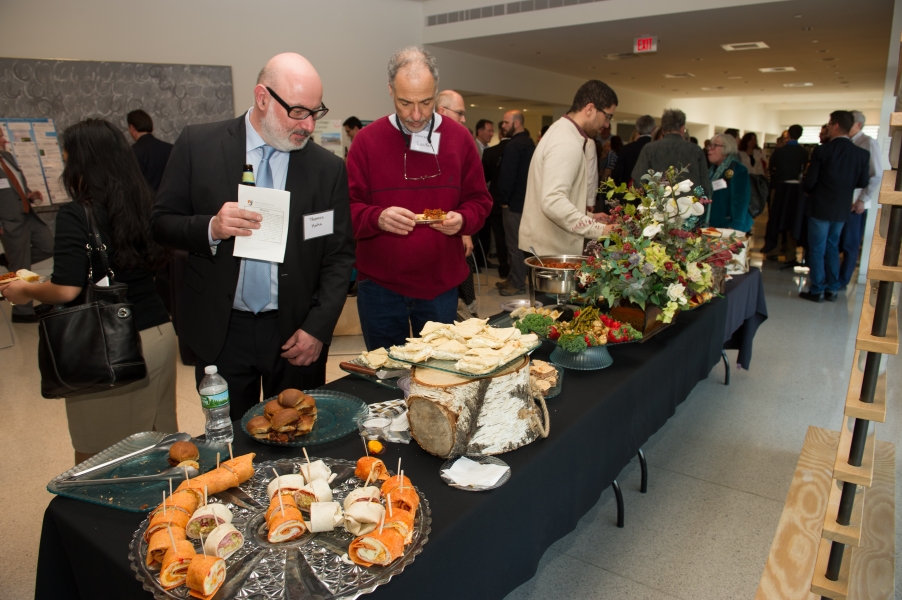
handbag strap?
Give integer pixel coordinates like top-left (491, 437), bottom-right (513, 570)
top-left (83, 203), bottom-right (115, 283)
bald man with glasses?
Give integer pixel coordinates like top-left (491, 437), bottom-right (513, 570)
top-left (152, 52), bottom-right (355, 419)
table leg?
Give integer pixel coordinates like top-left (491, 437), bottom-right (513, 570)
top-left (638, 448), bottom-right (648, 493)
top-left (722, 349), bottom-right (731, 385)
top-left (612, 480), bottom-right (624, 528)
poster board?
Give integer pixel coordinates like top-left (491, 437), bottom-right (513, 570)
top-left (0, 118), bottom-right (66, 204)
top-left (313, 119), bottom-right (346, 158)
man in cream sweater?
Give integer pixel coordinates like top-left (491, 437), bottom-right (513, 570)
top-left (519, 80), bottom-right (617, 258)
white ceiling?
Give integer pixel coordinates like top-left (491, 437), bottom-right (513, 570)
top-left (428, 0), bottom-right (894, 101)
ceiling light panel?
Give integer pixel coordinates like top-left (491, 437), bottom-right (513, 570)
top-left (721, 42), bottom-right (770, 51)
top-left (759, 67), bottom-right (796, 73)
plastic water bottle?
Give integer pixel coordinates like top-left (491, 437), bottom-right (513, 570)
top-left (199, 365), bottom-right (234, 443)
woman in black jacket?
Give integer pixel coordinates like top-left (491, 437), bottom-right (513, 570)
top-left (1, 119), bottom-right (177, 463)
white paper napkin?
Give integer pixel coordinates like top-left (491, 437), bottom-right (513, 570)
top-left (441, 457), bottom-right (509, 488)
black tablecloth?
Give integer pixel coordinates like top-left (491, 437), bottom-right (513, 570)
top-left (35, 299), bottom-right (727, 600)
top-left (722, 268), bottom-right (768, 370)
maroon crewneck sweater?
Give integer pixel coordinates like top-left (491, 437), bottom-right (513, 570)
top-left (348, 115), bottom-right (492, 300)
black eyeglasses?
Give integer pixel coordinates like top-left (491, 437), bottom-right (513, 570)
top-left (266, 87), bottom-right (329, 121)
top-left (441, 107), bottom-right (466, 119)
top-left (601, 109), bottom-right (615, 123)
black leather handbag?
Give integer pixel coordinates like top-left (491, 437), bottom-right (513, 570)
top-left (37, 204), bottom-right (147, 399)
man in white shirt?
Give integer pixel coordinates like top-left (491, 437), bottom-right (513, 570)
top-left (839, 110), bottom-right (884, 288)
top-left (474, 119), bottom-right (494, 158)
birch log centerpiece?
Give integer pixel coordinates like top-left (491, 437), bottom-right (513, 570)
top-left (407, 357), bottom-right (550, 458)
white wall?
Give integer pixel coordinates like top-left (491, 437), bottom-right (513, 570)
top-left (0, 0), bottom-right (425, 122)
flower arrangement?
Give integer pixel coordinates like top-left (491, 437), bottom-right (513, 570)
top-left (577, 167), bottom-right (741, 322)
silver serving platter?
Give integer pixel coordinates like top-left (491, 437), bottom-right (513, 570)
top-left (129, 457), bottom-right (431, 600)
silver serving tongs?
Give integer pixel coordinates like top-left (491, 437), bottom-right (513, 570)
top-left (56, 465), bottom-right (199, 487)
top-left (65, 432), bottom-right (192, 481)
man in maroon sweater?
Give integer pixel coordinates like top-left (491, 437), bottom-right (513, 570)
top-left (347, 46), bottom-right (493, 350)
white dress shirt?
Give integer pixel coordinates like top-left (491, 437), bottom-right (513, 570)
top-left (851, 130), bottom-right (883, 209)
top-left (209, 108), bottom-right (290, 312)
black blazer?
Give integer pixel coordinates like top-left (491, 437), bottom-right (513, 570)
top-left (769, 143), bottom-right (809, 184)
top-left (132, 134), bottom-right (174, 192)
top-left (803, 137), bottom-right (870, 222)
top-left (151, 115), bottom-right (355, 364)
top-left (498, 131), bottom-right (535, 213)
top-left (611, 135), bottom-right (651, 186)
top-left (481, 139), bottom-right (510, 213)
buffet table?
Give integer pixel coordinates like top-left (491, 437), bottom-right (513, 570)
top-left (35, 298), bottom-right (727, 600)
top-left (723, 267), bottom-right (768, 371)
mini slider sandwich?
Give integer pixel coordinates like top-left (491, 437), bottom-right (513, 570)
top-left (246, 416), bottom-right (272, 440)
top-left (263, 399), bottom-right (283, 420)
top-left (278, 389), bottom-right (317, 417)
top-left (168, 441), bottom-right (200, 468)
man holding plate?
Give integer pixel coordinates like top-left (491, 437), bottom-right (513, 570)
top-left (347, 46), bottom-right (492, 350)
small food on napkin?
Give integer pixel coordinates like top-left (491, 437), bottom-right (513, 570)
top-left (441, 456), bottom-right (510, 488)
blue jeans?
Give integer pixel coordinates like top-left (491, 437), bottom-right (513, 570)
top-left (356, 279), bottom-right (459, 350)
top-left (807, 217), bottom-right (845, 294)
top-left (839, 210), bottom-right (866, 287)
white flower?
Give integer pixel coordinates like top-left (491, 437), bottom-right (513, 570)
top-left (686, 262), bottom-right (703, 283)
top-left (642, 223), bottom-right (662, 238)
top-left (676, 196), bottom-right (705, 217)
top-left (675, 180), bottom-right (693, 194)
top-left (666, 282), bottom-right (687, 305)
top-left (662, 186), bottom-right (673, 197)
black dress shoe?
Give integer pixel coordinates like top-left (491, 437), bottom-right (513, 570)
top-left (799, 291), bottom-right (824, 303)
top-left (824, 291), bottom-right (838, 301)
top-left (11, 313), bottom-right (39, 323)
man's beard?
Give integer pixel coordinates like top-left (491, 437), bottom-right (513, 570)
top-left (399, 111), bottom-right (433, 134)
top-left (261, 107), bottom-right (312, 152)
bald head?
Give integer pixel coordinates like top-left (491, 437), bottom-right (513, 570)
top-left (500, 110), bottom-right (525, 138)
top-left (436, 90), bottom-right (466, 124)
top-left (251, 53), bottom-right (324, 152)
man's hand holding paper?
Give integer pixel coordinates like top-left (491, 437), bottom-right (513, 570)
top-left (211, 201), bottom-right (262, 240)
top-left (232, 185), bottom-right (291, 262)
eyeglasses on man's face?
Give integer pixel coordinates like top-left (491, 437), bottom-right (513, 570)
top-left (601, 109), bottom-right (615, 123)
top-left (266, 86), bottom-right (329, 121)
top-left (443, 107), bottom-right (466, 119)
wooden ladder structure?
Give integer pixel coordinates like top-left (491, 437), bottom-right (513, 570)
top-left (755, 167), bottom-right (899, 599)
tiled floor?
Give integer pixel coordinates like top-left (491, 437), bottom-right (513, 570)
top-left (2, 248), bottom-right (900, 599)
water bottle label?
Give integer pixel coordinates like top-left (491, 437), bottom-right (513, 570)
top-left (201, 390), bottom-right (229, 409)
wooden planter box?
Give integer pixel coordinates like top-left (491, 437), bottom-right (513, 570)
top-left (610, 301), bottom-right (678, 339)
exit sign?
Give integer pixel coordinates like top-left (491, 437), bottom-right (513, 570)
top-left (634, 36), bottom-right (658, 54)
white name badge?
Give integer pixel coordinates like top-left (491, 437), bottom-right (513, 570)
top-left (304, 210), bottom-right (334, 240)
top-left (712, 178), bottom-right (728, 191)
top-left (0, 179), bottom-right (10, 190)
top-left (410, 132), bottom-right (441, 155)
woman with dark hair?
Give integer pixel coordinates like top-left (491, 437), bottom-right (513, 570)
top-left (738, 132), bottom-right (767, 176)
top-left (0, 119), bottom-right (176, 463)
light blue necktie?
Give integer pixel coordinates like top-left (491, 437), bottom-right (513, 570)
top-left (241, 145), bottom-right (276, 313)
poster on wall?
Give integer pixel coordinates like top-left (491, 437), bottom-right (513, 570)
top-left (313, 119), bottom-right (346, 158)
top-left (0, 118), bottom-right (67, 204)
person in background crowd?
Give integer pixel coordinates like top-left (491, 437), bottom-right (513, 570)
top-left (482, 120), bottom-right (510, 279)
top-left (706, 132), bottom-right (752, 233)
top-left (347, 46), bottom-right (491, 349)
top-left (436, 89), bottom-right (480, 316)
top-left (819, 123), bottom-right (830, 144)
top-left (343, 116), bottom-right (363, 143)
top-left (1, 119), bottom-right (176, 463)
top-left (127, 110), bottom-right (173, 193)
top-left (152, 53), bottom-right (355, 419)
top-left (436, 90), bottom-right (467, 125)
top-left (537, 125), bottom-right (550, 142)
top-left (596, 121), bottom-right (612, 146)
top-left (775, 130), bottom-right (789, 149)
top-left (762, 124), bottom-right (809, 261)
top-left (0, 127), bottom-right (53, 322)
top-left (600, 135), bottom-right (623, 183)
top-left (689, 136), bottom-right (699, 146)
top-left (800, 110), bottom-right (870, 302)
top-left (839, 110), bottom-right (884, 289)
top-left (127, 110), bottom-right (177, 316)
top-left (496, 110), bottom-right (535, 296)
top-left (632, 109), bottom-right (713, 199)
top-left (724, 128), bottom-right (740, 141)
top-left (474, 119), bottom-right (493, 158)
top-left (519, 80), bottom-right (616, 258)
top-left (738, 132), bottom-right (767, 177)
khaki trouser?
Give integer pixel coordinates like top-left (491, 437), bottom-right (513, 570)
top-left (65, 322), bottom-right (178, 454)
